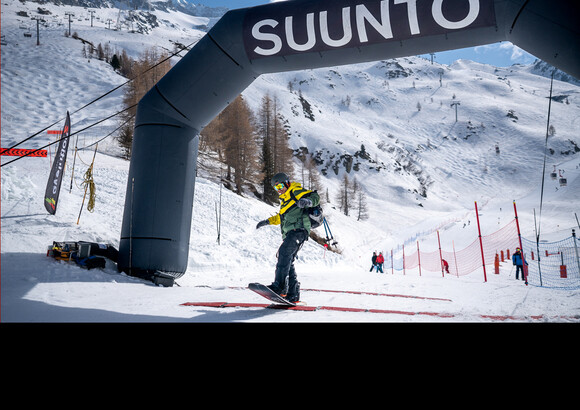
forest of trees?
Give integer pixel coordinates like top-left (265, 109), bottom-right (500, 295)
top-left (200, 93), bottom-right (295, 203)
top-left (336, 174), bottom-right (369, 221)
top-left (112, 48), bottom-right (368, 218)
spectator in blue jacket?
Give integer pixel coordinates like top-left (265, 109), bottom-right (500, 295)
top-left (512, 247), bottom-right (528, 282)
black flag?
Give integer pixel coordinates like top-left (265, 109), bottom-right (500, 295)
top-left (44, 111), bottom-right (71, 215)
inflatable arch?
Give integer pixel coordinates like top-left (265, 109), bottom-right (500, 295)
top-left (117, 0), bottom-right (580, 277)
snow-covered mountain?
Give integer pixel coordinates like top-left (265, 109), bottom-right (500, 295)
top-left (2, 1), bottom-right (579, 322)
top-left (244, 56), bottom-right (580, 240)
top-left (16, 0), bottom-right (229, 31)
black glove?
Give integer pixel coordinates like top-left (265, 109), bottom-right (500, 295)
top-left (297, 198), bottom-right (313, 208)
top-left (256, 220), bottom-right (269, 229)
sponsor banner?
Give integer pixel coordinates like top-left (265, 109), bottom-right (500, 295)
top-left (243, 0), bottom-right (496, 60)
top-left (0, 148), bottom-right (48, 157)
top-left (44, 111), bottom-right (71, 215)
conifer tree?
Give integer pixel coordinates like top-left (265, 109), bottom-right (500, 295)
top-left (200, 95), bottom-right (261, 194)
top-left (337, 173), bottom-right (351, 216)
top-left (220, 95), bottom-right (260, 193)
top-left (356, 188), bottom-right (369, 221)
top-left (257, 94), bottom-right (293, 204)
top-left (300, 156), bottom-right (322, 201)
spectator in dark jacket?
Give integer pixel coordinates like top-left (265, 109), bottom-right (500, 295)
top-left (369, 251), bottom-right (377, 272)
top-left (512, 247), bottom-right (528, 282)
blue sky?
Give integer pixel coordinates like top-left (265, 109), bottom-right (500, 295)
top-left (195, 0), bottom-right (537, 68)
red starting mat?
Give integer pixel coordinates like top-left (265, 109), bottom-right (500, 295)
top-left (1, 148), bottom-right (47, 157)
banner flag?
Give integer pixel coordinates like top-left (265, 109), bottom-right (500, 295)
top-left (0, 148), bottom-right (48, 157)
top-left (44, 111), bottom-right (71, 215)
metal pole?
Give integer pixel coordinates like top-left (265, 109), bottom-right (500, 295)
top-left (437, 230), bottom-right (444, 277)
top-left (403, 244), bottom-right (406, 276)
top-left (417, 241), bottom-right (422, 276)
top-left (453, 240), bottom-right (459, 277)
top-left (533, 208), bottom-right (543, 285)
top-left (572, 229), bottom-right (580, 278)
top-left (513, 200), bottom-right (528, 285)
top-left (65, 12), bottom-right (73, 36)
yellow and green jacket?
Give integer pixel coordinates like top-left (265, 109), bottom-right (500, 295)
top-left (267, 182), bottom-right (320, 239)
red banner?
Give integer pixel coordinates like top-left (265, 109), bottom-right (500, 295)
top-left (44, 111), bottom-right (71, 215)
top-left (0, 148), bottom-right (48, 157)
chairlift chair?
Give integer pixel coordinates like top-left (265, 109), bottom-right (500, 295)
top-left (558, 169), bottom-right (567, 187)
top-left (550, 165), bottom-right (557, 180)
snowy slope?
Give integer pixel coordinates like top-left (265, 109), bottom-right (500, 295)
top-left (2, 1), bottom-right (580, 322)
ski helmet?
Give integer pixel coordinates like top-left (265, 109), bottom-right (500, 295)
top-left (271, 172), bottom-right (290, 189)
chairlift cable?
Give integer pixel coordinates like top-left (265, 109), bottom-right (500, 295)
top-left (1, 103), bottom-right (137, 167)
top-left (536, 69), bottom-right (556, 244)
top-left (0, 39), bottom-right (197, 160)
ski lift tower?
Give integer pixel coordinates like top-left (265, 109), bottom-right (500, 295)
top-left (116, 1), bottom-right (124, 31)
top-left (31, 16), bottom-right (43, 45)
top-left (450, 100), bottom-right (461, 122)
top-left (64, 12), bottom-right (74, 36)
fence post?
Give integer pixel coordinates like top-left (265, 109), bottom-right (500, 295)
top-left (513, 200), bottom-right (529, 285)
top-left (560, 251), bottom-right (567, 278)
top-left (453, 240), bottom-right (459, 277)
top-left (474, 201), bottom-right (488, 282)
top-left (417, 241), bottom-right (422, 276)
top-left (391, 249), bottom-right (394, 275)
top-left (437, 230), bottom-right (444, 277)
top-left (573, 229), bottom-right (580, 277)
top-left (403, 244), bottom-right (406, 275)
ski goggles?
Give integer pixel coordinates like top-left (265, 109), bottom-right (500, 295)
top-left (273, 182), bottom-right (286, 191)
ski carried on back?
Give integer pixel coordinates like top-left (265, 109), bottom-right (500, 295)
top-left (248, 282), bottom-right (295, 306)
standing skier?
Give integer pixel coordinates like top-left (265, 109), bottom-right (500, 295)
top-left (512, 247), bottom-right (528, 283)
top-left (376, 252), bottom-right (385, 273)
top-left (369, 251), bottom-right (377, 272)
top-left (256, 172), bottom-right (320, 303)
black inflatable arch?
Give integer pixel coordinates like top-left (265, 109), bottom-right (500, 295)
top-left (118, 0), bottom-right (580, 277)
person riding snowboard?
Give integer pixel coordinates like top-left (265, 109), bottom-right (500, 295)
top-left (256, 172), bottom-right (320, 303)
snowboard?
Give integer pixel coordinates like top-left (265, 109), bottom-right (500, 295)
top-left (248, 282), bottom-right (295, 306)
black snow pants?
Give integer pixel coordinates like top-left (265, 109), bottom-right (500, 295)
top-left (515, 265), bottom-right (525, 280)
top-left (273, 229), bottom-right (308, 298)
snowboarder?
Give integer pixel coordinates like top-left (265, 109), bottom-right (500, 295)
top-left (255, 172), bottom-right (320, 303)
top-left (369, 251), bottom-right (377, 272)
top-left (376, 252), bottom-right (384, 273)
top-left (511, 247), bottom-right (528, 282)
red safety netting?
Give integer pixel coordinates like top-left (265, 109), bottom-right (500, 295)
top-left (383, 205), bottom-right (580, 289)
top-left (388, 220), bottom-right (520, 277)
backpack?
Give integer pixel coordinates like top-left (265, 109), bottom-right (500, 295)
top-left (307, 203), bottom-right (324, 229)
top-left (290, 190), bottom-right (324, 229)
